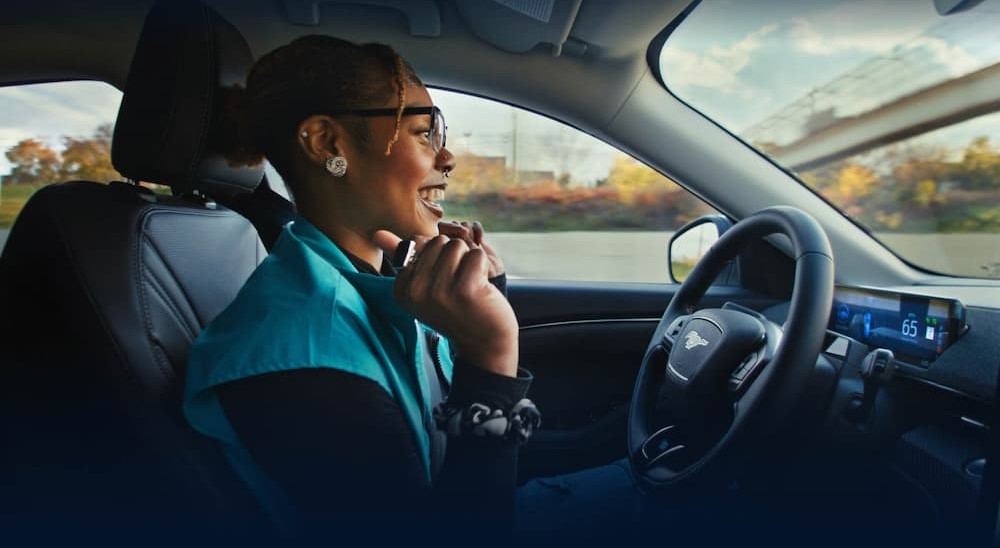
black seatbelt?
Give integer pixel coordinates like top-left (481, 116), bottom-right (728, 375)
top-left (421, 327), bottom-right (448, 479)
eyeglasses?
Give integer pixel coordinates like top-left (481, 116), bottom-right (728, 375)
top-left (329, 106), bottom-right (447, 153)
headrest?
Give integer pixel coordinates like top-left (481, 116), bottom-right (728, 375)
top-left (112, 0), bottom-right (263, 197)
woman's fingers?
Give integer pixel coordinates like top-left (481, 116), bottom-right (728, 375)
top-left (437, 221), bottom-right (472, 242)
top-left (401, 235), bottom-right (449, 304)
top-left (470, 221), bottom-right (484, 247)
top-left (372, 230), bottom-right (403, 255)
top-left (392, 233), bottom-right (518, 377)
top-left (429, 238), bottom-right (469, 299)
top-left (454, 220), bottom-right (483, 247)
top-left (453, 247), bottom-right (490, 299)
top-left (396, 235), bottom-right (490, 306)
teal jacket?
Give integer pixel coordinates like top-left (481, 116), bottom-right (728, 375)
top-left (183, 216), bottom-right (454, 521)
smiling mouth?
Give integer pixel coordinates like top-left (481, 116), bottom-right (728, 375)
top-left (418, 184), bottom-right (446, 217)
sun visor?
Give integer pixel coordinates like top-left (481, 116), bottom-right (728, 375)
top-left (455, 0), bottom-right (584, 56)
top-left (283, 0), bottom-right (441, 36)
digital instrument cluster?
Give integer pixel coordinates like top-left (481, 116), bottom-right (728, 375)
top-left (828, 286), bottom-right (967, 364)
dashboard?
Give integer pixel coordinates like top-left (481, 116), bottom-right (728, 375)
top-left (802, 281), bottom-right (1000, 404)
top-left (810, 285), bottom-right (996, 531)
top-left (827, 285), bottom-right (967, 365)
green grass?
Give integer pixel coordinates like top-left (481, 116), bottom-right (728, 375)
top-left (671, 262), bottom-right (694, 282)
top-left (0, 184), bottom-right (44, 229)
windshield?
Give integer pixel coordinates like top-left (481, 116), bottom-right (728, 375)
top-left (660, 0), bottom-right (1000, 279)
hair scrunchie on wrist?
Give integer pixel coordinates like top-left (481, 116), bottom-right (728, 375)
top-left (433, 398), bottom-right (541, 444)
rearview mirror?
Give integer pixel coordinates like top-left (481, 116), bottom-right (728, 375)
top-left (934, 0), bottom-right (986, 15)
top-left (668, 215), bottom-right (733, 283)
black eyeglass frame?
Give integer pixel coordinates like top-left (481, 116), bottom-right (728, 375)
top-left (327, 106), bottom-right (447, 153)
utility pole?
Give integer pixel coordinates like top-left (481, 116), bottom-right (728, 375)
top-left (511, 108), bottom-right (519, 185)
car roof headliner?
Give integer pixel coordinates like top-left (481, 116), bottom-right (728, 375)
top-left (0, 0), bottom-right (691, 137)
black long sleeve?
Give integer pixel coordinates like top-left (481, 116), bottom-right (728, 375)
top-left (217, 363), bottom-right (531, 531)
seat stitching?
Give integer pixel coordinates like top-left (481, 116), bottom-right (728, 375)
top-left (138, 213), bottom-right (212, 325)
top-left (136, 235), bottom-right (176, 384)
top-left (135, 208), bottom-right (231, 381)
top-left (141, 238), bottom-right (200, 338)
top-left (141, 252), bottom-right (198, 341)
top-left (139, 207), bottom-right (251, 301)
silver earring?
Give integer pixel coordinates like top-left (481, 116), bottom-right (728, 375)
top-left (325, 156), bottom-right (348, 177)
top-left (300, 131), bottom-right (308, 138)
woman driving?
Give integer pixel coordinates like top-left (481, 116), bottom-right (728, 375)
top-left (182, 35), bottom-right (539, 533)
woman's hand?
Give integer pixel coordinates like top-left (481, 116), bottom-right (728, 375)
top-left (392, 235), bottom-right (518, 377)
top-left (437, 220), bottom-right (505, 279)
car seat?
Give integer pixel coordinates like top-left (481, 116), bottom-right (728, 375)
top-left (0, 0), bottom-right (270, 531)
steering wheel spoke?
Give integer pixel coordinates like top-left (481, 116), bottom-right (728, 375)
top-left (634, 425), bottom-right (688, 472)
top-left (661, 314), bottom-right (690, 348)
top-left (727, 317), bottom-right (782, 397)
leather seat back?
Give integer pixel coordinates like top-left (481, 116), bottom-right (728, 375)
top-left (0, 0), bottom-right (269, 529)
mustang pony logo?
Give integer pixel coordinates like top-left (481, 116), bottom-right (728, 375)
top-left (684, 331), bottom-right (710, 350)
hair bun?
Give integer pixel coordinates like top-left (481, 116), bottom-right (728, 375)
top-left (213, 84), bottom-right (265, 167)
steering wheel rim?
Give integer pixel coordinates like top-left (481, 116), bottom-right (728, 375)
top-left (628, 206), bottom-right (834, 492)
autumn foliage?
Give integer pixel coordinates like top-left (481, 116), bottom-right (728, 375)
top-left (446, 155), bottom-right (715, 231)
top-left (798, 136), bottom-right (1000, 232)
top-left (2, 124), bottom-right (120, 186)
top-left (4, 123), bottom-right (998, 233)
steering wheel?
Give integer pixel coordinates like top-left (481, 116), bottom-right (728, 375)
top-left (628, 206), bottom-right (834, 493)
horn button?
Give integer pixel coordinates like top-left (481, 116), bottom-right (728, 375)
top-left (667, 310), bottom-right (766, 393)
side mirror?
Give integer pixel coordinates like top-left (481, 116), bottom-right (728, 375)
top-left (668, 215), bottom-right (734, 283)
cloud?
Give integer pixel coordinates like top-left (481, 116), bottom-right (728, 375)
top-left (0, 82), bottom-right (120, 142)
top-left (0, 127), bottom-right (31, 149)
top-left (909, 36), bottom-right (982, 76)
top-left (660, 48), bottom-right (742, 93)
top-left (660, 23), bottom-right (779, 95)
top-left (705, 23), bottom-right (780, 74)
top-left (790, 19), bottom-right (903, 56)
top-left (787, 0), bottom-right (934, 56)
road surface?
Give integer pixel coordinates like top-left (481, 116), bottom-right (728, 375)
top-left (0, 229), bottom-right (994, 282)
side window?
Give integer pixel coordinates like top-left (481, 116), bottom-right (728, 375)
top-left (1, 81), bottom-right (124, 251)
top-left (429, 89), bottom-right (718, 283)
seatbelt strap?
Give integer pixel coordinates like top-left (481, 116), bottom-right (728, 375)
top-left (421, 328), bottom-right (448, 479)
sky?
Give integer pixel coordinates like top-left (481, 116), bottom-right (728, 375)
top-left (2, 0), bottom-right (998, 182)
top-left (0, 80), bottom-right (121, 177)
top-left (660, 0), bottom-right (1000, 141)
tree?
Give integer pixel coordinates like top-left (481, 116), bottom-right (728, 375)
top-left (835, 163), bottom-right (878, 202)
top-left (2, 124), bottom-right (122, 187)
top-left (952, 136), bottom-right (1000, 191)
top-left (2, 138), bottom-right (60, 185)
top-left (449, 153), bottom-right (513, 196)
top-left (887, 146), bottom-right (949, 214)
top-left (605, 155), bottom-right (681, 204)
top-left (798, 161), bottom-right (840, 194)
top-left (59, 124), bottom-right (118, 182)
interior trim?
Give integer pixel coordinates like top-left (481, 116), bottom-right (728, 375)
top-left (520, 317), bottom-right (660, 330)
top-left (896, 368), bottom-right (990, 404)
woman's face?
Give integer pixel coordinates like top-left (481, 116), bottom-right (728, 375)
top-left (347, 84), bottom-right (455, 240)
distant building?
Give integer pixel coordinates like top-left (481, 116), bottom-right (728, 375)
top-left (516, 169), bottom-right (556, 185)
